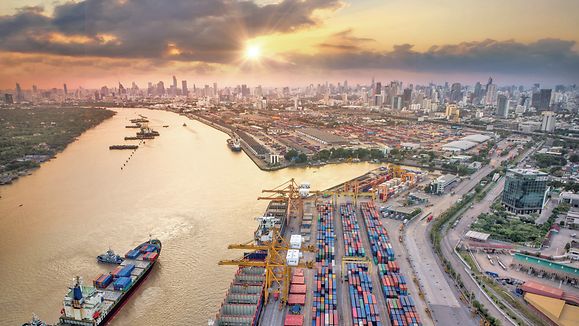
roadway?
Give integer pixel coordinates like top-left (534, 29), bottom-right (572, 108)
top-left (438, 145), bottom-right (540, 326)
top-left (403, 143), bottom-right (515, 326)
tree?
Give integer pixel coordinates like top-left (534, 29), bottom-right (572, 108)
top-left (284, 149), bottom-right (299, 161)
top-left (570, 154), bottom-right (579, 163)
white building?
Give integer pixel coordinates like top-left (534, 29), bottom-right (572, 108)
top-left (541, 111), bottom-right (556, 132)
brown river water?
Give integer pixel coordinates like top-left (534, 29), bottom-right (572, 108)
top-left (0, 108), bottom-right (376, 325)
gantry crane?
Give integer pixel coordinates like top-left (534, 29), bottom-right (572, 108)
top-left (258, 179), bottom-right (303, 224)
top-left (218, 227), bottom-right (316, 308)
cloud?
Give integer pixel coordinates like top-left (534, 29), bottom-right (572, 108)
top-left (0, 0), bottom-right (343, 63)
top-left (285, 38), bottom-right (579, 80)
top-left (317, 28), bottom-right (374, 51)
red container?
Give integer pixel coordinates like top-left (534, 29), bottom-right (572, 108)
top-left (291, 284), bottom-right (307, 294)
top-left (284, 314), bottom-right (304, 326)
top-left (288, 294), bottom-right (306, 305)
top-left (292, 275), bottom-right (305, 284)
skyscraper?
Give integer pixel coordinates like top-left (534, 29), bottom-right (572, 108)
top-left (538, 89), bottom-right (552, 111)
top-left (63, 83), bottom-right (68, 96)
top-left (172, 75), bottom-right (177, 89)
top-left (450, 82), bottom-right (462, 102)
top-left (502, 169), bottom-right (548, 214)
top-left (496, 94), bottom-right (509, 118)
top-left (540, 111), bottom-right (556, 132)
top-left (484, 83), bottom-right (497, 105)
top-left (182, 80), bottom-right (188, 96)
top-left (15, 83), bottom-right (23, 102)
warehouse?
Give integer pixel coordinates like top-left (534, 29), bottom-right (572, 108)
top-left (442, 140), bottom-right (478, 152)
top-left (296, 127), bottom-right (349, 145)
top-left (442, 134), bottom-right (491, 152)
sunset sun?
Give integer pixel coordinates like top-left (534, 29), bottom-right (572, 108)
top-left (245, 45), bottom-right (261, 60)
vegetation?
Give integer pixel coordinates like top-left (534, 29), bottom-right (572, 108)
top-left (532, 153), bottom-right (567, 169)
top-left (0, 107), bottom-right (114, 175)
top-left (472, 202), bottom-right (568, 246)
top-left (471, 212), bottom-right (544, 244)
top-left (309, 147), bottom-right (385, 162)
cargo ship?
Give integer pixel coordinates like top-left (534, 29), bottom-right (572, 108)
top-left (23, 238), bottom-right (161, 326)
top-left (226, 137), bottom-right (242, 152)
top-left (212, 201), bottom-right (288, 325)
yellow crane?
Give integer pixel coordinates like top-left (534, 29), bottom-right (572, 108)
top-left (218, 227), bottom-right (316, 308)
top-left (258, 178), bottom-right (304, 224)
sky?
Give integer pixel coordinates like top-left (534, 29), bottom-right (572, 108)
top-left (0, 0), bottom-right (578, 89)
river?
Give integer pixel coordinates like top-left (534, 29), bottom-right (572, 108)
top-left (0, 108), bottom-right (377, 325)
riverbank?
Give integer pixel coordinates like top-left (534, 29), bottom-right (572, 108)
top-left (187, 113), bottom-right (287, 171)
top-left (0, 107), bottom-right (115, 186)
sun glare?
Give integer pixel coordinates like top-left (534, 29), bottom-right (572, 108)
top-left (245, 45), bottom-right (261, 60)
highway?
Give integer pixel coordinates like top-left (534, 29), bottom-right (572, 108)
top-left (403, 142), bottom-right (517, 326)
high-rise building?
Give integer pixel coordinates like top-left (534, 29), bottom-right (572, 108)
top-left (540, 111), bottom-right (556, 132)
top-left (15, 83), bottom-right (23, 102)
top-left (172, 75), bottom-right (177, 89)
top-left (484, 83), bottom-right (497, 105)
top-left (502, 169), bottom-right (548, 214)
top-left (157, 81), bottom-right (165, 96)
top-left (182, 80), bottom-right (188, 96)
top-left (450, 82), bottom-right (462, 103)
top-left (538, 89), bottom-right (552, 111)
top-left (4, 94), bottom-right (14, 104)
top-left (63, 83), bottom-right (68, 96)
top-left (496, 94), bottom-right (509, 118)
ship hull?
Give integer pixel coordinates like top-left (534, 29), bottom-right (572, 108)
top-left (58, 240), bottom-right (161, 326)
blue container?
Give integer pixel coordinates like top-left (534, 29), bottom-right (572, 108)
top-left (113, 276), bottom-right (131, 290)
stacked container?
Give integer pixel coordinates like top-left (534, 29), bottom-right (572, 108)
top-left (125, 249), bottom-right (140, 259)
top-left (142, 252), bottom-right (158, 261)
top-left (360, 202), bottom-right (393, 264)
top-left (215, 266), bottom-right (266, 326)
top-left (346, 264), bottom-right (382, 325)
top-left (360, 202), bottom-right (422, 326)
top-left (113, 277), bottom-right (132, 291)
top-left (111, 264), bottom-right (136, 279)
top-left (94, 274), bottom-right (113, 289)
top-left (312, 204), bottom-right (338, 326)
top-left (339, 204), bottom-right (366, 257)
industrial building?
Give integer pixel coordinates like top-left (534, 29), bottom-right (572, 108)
top-left (295, 127), bottom-right (349, 145)
top-left (512, 253), bottom-right (579, 282)
top-left (433, 174), bottom-right (458, 194)
top-left (441, 134), bottom-right (491, 152)
top-left (502, 169), bottom-right (549, 214)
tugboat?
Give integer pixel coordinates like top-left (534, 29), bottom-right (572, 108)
top-left (227, 137), bottom-right (242, 152)
top-left (22, 314), bottom-right (50, 326)
top-left (97, 248), bottom-right (123, 264)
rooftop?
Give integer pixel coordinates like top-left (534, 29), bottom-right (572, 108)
top-left (465, 230), bottom-right (490, 241)
top-left (442, 140), bottom-right (478, 151)
top-left (507, 168), bottom-right (548, 176)
top-left (513, 253), bottom-right (579, 277)
top-left (297, 127), bottom-right (349, 144)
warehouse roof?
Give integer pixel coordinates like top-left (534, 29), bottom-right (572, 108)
top-left (513, 253), bottom-right (579, 277)
top-left (524, 293), bottom-right (579, 326)
top-left (465, 230), bottom-right (490, 241)
top-left (297, 127), bottom-right (349, 144)
top-left (462, 134), bottom-right (491, 143)
top-left (442, 140), bottom-right (478, 151)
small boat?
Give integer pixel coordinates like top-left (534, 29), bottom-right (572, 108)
top-left (183, 123), bottom-right (187, 127)
top-left (22, 314), bottom-right (49, 326)
top-left (162, 125), bottom-right (169, 128)
top-left (97, 248), bottom-right (124, 264)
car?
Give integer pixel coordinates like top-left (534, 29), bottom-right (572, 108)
top-left (572, 233), bottom-right (577, 238)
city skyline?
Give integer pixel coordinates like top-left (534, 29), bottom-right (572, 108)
top-left (1, 0), bottom-right (579, 88)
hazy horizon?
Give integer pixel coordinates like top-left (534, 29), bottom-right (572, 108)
top-left (1, 0), bottom-right (578, 89)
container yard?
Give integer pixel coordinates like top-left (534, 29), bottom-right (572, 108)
top-left (215, 174), bottom-right (428, 326)
top-left (312, 203), bottom-right (339, 325)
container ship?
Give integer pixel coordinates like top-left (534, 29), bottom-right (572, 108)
top-left (226, 137), bottom-right (242, 152)
top-left (23, 238), bottom-right (161, 326)
top-left (213, 201), bottom-right (288, 325)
